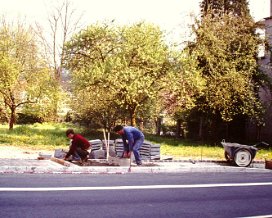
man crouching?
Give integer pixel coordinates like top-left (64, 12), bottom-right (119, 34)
top-left (64, 129), bottom-right (91, 165)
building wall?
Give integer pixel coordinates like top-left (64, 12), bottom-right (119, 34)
top-left (246, 17), bottom-right (272, 143)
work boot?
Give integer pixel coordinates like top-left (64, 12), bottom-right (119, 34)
top-left (78, 160), bottom-right (83, 166)
top-left (82, 156), bottom-right (88, 163)
top-left (136, 161), bottom-right (142, 166)
top-left (78, 156), bottom-right (88, 166)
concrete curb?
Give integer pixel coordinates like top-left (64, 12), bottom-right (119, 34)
top-left (0, 159), bottom-right (270, 174)
top-left (0, 166), bottom-right (270, 174)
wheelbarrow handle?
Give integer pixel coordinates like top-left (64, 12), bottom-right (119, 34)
top-left (254, 141), bottom-right (269, 148)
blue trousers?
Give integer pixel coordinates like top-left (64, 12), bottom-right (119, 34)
top-left (124, 137), bottom-right (144, 163)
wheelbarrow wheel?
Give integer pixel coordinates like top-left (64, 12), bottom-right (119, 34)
top-left (234, 148), bottom-right (252, 167)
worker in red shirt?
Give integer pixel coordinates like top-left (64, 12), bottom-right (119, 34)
top-left (64, 129), bottom-right (91, 164)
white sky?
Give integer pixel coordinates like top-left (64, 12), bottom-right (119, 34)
top-left (0, 0), bottom-right (270, 44)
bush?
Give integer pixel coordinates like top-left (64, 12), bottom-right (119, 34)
top-left (16, 113), bottom-right (44, 124)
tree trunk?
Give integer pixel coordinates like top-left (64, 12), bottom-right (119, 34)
top-left (176, 119), bottom-right (183, 138)
top-left (256, 124), bottom-right (261, 141)
top-left (139, 118), bottom-right (144, 131)
top-left (156, 117), bottom-right (162, 135)
top-left (9, 107), bottom-right (16, 130)
top-left (129, 109), bottom-right (136, 127)
top-left (198, 116), bottom-right (203, 139)
top-left (225, 122), bottom-right (229, 139)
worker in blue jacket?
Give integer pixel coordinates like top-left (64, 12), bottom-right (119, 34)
top-left (113, 125), bottom-right (144, 165)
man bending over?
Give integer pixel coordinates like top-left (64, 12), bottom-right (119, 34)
top-left (64, 129), bottom-right (91, 164)
top-left (113, 125), bottom-right (144, 166)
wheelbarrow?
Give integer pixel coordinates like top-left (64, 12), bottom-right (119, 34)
top-left (221, 139), bottom-right (269, 167)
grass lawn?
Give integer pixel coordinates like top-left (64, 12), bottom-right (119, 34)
top-left (0, 123), bottom-right (271, 160)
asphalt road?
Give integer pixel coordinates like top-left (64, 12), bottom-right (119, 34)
top-left (1, 172), bottom-right (272, 218)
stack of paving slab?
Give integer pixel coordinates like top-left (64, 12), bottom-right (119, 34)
top-left (54, 139), bottom-right (161, 161)
top-left (140, 141), bottom-right (152, 160)
top-left (150, 143), bottom-right (161, 160)
top-left (54, 148), bottom-right (68, 159)
top-left (89, 139), bottom-right (105, 159)
top-left (89, 139), bottom-right (103, 152)
top-left (114, 139), bottom-right (161, 160)
top-left (89, 139), bottom-right (116, 159)
top-left (115, 139), bottom-right (125, 158)
top-left (101, 139), bottom-right (116, 157)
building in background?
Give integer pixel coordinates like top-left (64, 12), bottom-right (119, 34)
top-left (247, 0), bottom-right (272, 143)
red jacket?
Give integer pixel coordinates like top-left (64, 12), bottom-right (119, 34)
top-left (65, 134), bottom-right (91, 158)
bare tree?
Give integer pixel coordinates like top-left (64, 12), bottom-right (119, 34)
top-left (48, 0), bottom-right (83, 80)
top-left (39, 0), bottom-right (83, 80)
top-left (34, 0), bottom-right (83, 120)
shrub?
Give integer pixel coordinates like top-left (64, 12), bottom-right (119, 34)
top-left (16, 113), bottom-right (44, 124)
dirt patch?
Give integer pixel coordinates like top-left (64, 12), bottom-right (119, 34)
top-left (71, 160), bottom-right (159, 167)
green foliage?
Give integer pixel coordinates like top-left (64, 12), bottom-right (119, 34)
top-left (0, 123), bottom-right (72, 149)
top-left (21, 80), bottom-right (68, 122)
top-left (191, 12), bottom-right (264, 122)
top-left (200, 0), bottom-right (251, 18)
top-left (161, 144), bottom-right (224, 159)
top-left (0, 19), bottom-right (54, 128)
top-left (63, 22), bottom-right (173, 127)
top-left (0, 123), bottom-right (271, 160)
top-left (161, 49), bottom-right (206, 117)
top-left (16, 113), bottom-right (43, 124)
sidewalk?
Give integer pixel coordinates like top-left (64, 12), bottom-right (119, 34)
top-left (0, 158), bottom-right (270, 174)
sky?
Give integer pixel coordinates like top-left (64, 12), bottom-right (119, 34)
top-left (0, 0), bottom-right (270, 44)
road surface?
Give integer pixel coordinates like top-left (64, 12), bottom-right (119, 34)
top-left (0, 172), bottom-right (272, 218)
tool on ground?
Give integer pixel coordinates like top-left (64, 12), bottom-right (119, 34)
top-left (128, 154), bottom-right (132, 172)
top-left (50, 157), bottom-right (71, 167)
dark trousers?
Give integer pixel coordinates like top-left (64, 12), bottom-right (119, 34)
top-left (76, 147), bottom-right (89, 160)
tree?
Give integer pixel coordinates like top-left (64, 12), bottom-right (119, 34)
top-left (189, 11), bottom-right (265, 140)
top-left (0, 19), bottom-right (51, 129)
top-left (46, 0), bottom-right (82, 81)
top-left (200, 0), bottom-right (251, 17)
top-left (159, 49), bottom-right (206, 137)
top-left (68, 87), bottom-right (124, 130)
top-left (113, 22), bottom-right (171, 126)
top-left (35, 0), bottom-right (82, 121)
top-left (63, 22), bottom-right (172, 127)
